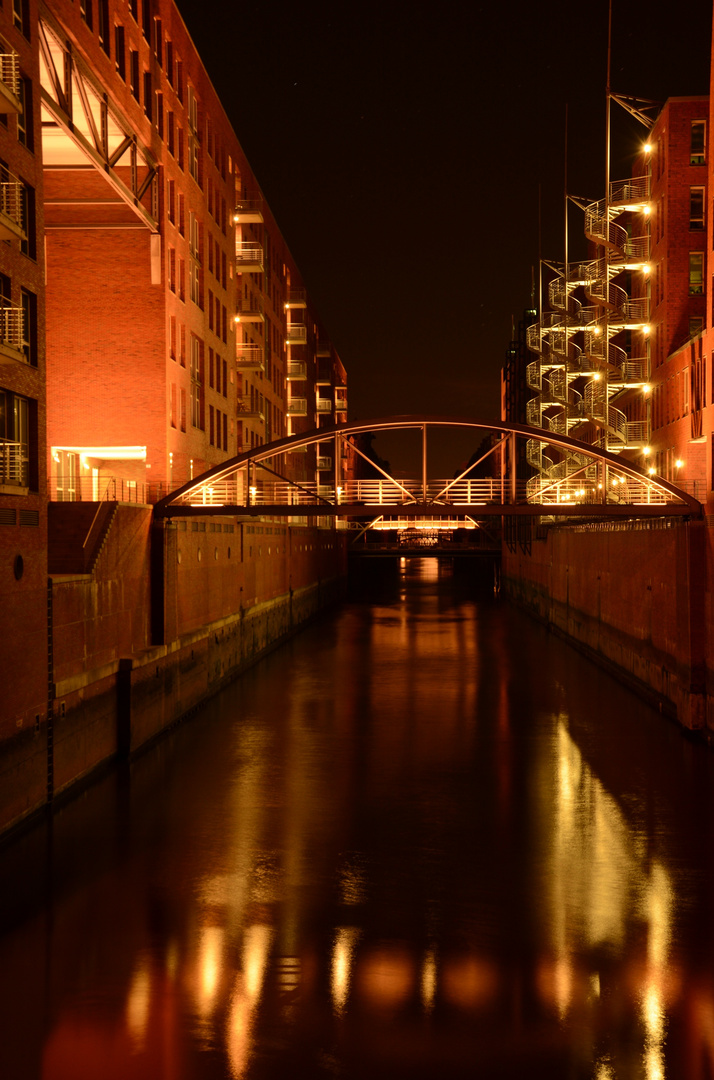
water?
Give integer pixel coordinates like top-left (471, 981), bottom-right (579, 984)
top-left (1, 557), bottom-right (714, 1079)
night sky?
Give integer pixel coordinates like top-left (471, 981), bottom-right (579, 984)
top-left (175, 0), bottom-right (712, 461)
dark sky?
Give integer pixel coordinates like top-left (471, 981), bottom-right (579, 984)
top-left (176, 0), bottom-right (712, 446)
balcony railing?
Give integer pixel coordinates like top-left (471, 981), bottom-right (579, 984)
top-left (234, 298), bottom-right (264, 323)
top-left (235, 242), bottom-right (264, 272)
top-left (335, 391), bottom-right (347, 411)
top-left (285, 288), bottom-right (306, 308)
top-left (233, 198), bottom-right (264, 224)
top-left (316, 398), bottom-right (332, 412)
top-left (0, 176), bottom-right (24, 240)
top-left (317, 456), bottom-right (332, 470)
top-left (235, 343), bottom-right (265, 370)
top-left (0, 440), bottom-right (26, 486)
top-left (237, 397), bottom-right (264, 420)
top-left (0, 302), bottom-right (25, 356)
top-left (0, 51), bottom-right (20, 111)
top-left (286, 322), bottom-right (307, 345)
top-left (287, 398), bottom-right (308, 416)
top-left (287, 361), bottom-right (307, 380)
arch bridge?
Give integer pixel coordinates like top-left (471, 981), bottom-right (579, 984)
top-left (154, 417), bottom-right (701, 527)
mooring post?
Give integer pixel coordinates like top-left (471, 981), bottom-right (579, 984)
top-left (422, 424), bottom-right (427, 504)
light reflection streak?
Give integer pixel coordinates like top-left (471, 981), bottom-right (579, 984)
top-left (195, 925), bottom-right (223, 1018)
top-left (226, 923), bottom-right (274, 1079)
top-left (331, 927), bottom-right (359, 1015)
top-left (421, 950), bottom-right (437, 1012)
top-left (125, 958), bottom-right (151, 1049)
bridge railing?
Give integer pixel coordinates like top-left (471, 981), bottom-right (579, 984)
top-left (168, 472), bottom-right (683, 510)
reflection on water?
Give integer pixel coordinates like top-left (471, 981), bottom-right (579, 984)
top-left (1, 557), bottom-right (714, 1079)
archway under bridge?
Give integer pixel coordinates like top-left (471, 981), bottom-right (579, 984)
top-left (152, 416), bottom-right (703, 528)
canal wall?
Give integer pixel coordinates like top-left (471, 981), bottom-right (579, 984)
top-left (0, 506), bottom-right (347, 838)
top-left (502, 519), bottom-right (710, 736)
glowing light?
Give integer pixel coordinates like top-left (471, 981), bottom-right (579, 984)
top-left (421, 951), bottom-right (437, 1012)
top-left (593, 372), bottom-right (601, 381)
top-left (52, 444), bottom-right (147, 461)
top-left (643, 204), bottom-right (652, 216)
top-left (331, 928), bottom-right (359, 1015)
top-left (196, 925), bottom-right (223, 1017)
top-left (234, 315), bottom-right (241, 323)
top-left (126, 960), bottom-right (151, 1048)
top-left (675, 459), bottom-right (683, 469)
top-left (643, 325), bottom-right (651, 335)
top-left (644, 142), bottom-right (652, 153)
top-left (593, 326), bottom-right (602, 336)
top-left (643, 263), bottom-right (651, 274)
top-left (648, 467), bottom-right (656, 476)
top-left (643, 383), bottom-right (651, 393)
top-left (643, 446), bottom-right (651, 456)
top-left (612, 478), bottom-right (618, 486)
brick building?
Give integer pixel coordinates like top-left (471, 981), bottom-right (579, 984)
top-left (520, 94), bottom-right (712, 504)
top-left (0, 0), bottom-right (348, 742)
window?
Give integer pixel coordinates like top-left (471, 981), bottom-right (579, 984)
top-left (166, 41), bottom-right (173, 85)
top-left (156, 91), bottom-right (163, 138)
top-left (167, 179), bottom-right (175, 223)
top-left (129, 0), bottom-right (137, 20)
top-left (187, 85), bottom-right (198, 134)
top-left (143, 71), bottom-right (152, 120)
top-left (19, 182), bottom-right (35, 259)
top-left (690, 187), bottom-right (705, 230)
top-left (208, 291), bottom-right (213, 332)
top-left (177, 126), bottom-right (184, 170)
top-left (189, 211), bottom-right (199, 258)
top-left (115, 26), bottom-right (125, 79)
top-left (690, 317), bottom-right (704, 339)
top-left (179, 323), bottom-right (185, 366)
top-left (178, 257), bottom-right (185, 302)
top-left (170, 383), bottom-right (177, 428)
top-left (189, 260), bottom-right (199, 305)
top-left (176, 59), bottom-right (184, 103)
top-left (130, 51), bottom-right (139, 101)
top-left (208, 347), bottom-right (214, 387)
top-left (80, 0), bottom-right (93, 29)
top-left (178, 193), bottom-right (185, 236)
top-left (180, 387), bottom-right (186, 432)
top-left (188, 135), bottom-right (199, 183)
top-left (223, 359), bottom-right (227, 397)
top-left (20, 288), bottom-right (35, 365)
top-left (98, 0), bottom-right (110, 53)
top-left (167, 111), bottom-right (174, 156)
top-left (190, 334), bottom-right (203, 429)
top-left (167, 246), bottom-right (176, 292)
top-left (169, 315), bottom-right (176, 359)
top-left (142, 0), bottom-right (152, 40)
top-left (0, 390), bottom-right (32, 487)
top-left (691, 120), bottom-right (706, 165)
top-left (17, 78), bottom-right (32, 150)
top-left (689, 252), bottom-right (704, 294)
top-left (223, 413), bottom-right (227, 451)
top-left (154, 18), bottom-right (162, 65)
top-left (209, 403), bottom-right (214, 445)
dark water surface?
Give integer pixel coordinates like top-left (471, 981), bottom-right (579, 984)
top-left (2, 558), bottom-right (714, 1079)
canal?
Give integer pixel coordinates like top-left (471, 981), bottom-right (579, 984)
top-left (1, 558), bottom-right (714, 1079)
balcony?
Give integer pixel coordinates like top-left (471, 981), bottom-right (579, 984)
top-left (286, 322), bottom-right (307, 345)
top-left (316, 342), bottom-right (331, 357)
top-left (316, 398), bottom-right (332, 413)
top-left (235, 343), bottom-right (264, 371)
top-left (335, 390), bottom-right (347, 412)
top-left (0, 302), bottom-right (25, 362)
top-left (0, 440), bottom-right (27, 489)
top-left (233, 198), bottom-right (263, 224)
top-left (0, 176), bottom-right (25, 242)
top-left (235, 241), bottom-right (264, 273)
top-left (0, 51), bottom-right (21, 113)
top-left (237, 397), bottom-right (264, 420)
top-left (287, 398), bottom-right (308, 416)
top-left (285, 288), bottom-right (306, 309)
top-left (234, 298), bottom-right (264, 323)
top-left (287, 360), bottom-right (307, 381)
top-left (317, 455), bottom-right (332, 470)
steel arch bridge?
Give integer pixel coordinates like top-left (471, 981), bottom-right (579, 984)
top-left (153, 416), bottom-right (702, 521)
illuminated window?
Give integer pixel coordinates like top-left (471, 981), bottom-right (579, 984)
top-left (691, 120), bottom-right (706, 165)
top-left (190, 334), bottom-right (203, 429)
top-left (690, 187), bottom-right (705, 229)
top-left (689, 252), bottom-right (704, 294)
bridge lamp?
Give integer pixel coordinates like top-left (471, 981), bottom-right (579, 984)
top-left (648, 467), bottom-right (656, 476)
top-left (643, 264), bottom-right (651, 275)
top-left (250, 485), bottom-right (257, 499)
top-left (593, 372), bottom-right (601, 382)
top-left (643, 446), bottom-right (651, 456)
top-left (643, 384), bottom-right (651, 394)
top-left (675, 459), bottom-right (683, 470)
top-left (612, 478), bottom-right (619, 487)
top-left (644, 142), bottom-right (652, 154)
top-left (643, 204), bottom-right (651, 216)
top-left (336, 486), bottom-right (342, 503)
top-left (643, 325), bottom-right (651, 336)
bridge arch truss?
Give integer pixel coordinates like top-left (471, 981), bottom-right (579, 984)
top-left (153, 416), bottom-right (702, 522)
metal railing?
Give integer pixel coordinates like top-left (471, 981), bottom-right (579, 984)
top-left (286, 322), bottom-right (307, 344)
top-left (0, 51), bottom-right (19, 99)
top-left (0, 440), bottom-right (26, 485)
top-left (0, 302), bottom-right (25, 354)
top-left (287, 361), bottom-right (307, 380)
top-left (316, 398), bottom-right (332, 412)
top-left (287, 398), bottom-right (307, 415)
top-left (237, 397), bottom-right (265, 419)
top-left (235, 343), bottom-right (264, 369)
top-left (0, 177), bottom-right (24, 231)
top-left (235, 241), bottom-right (264, 267)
